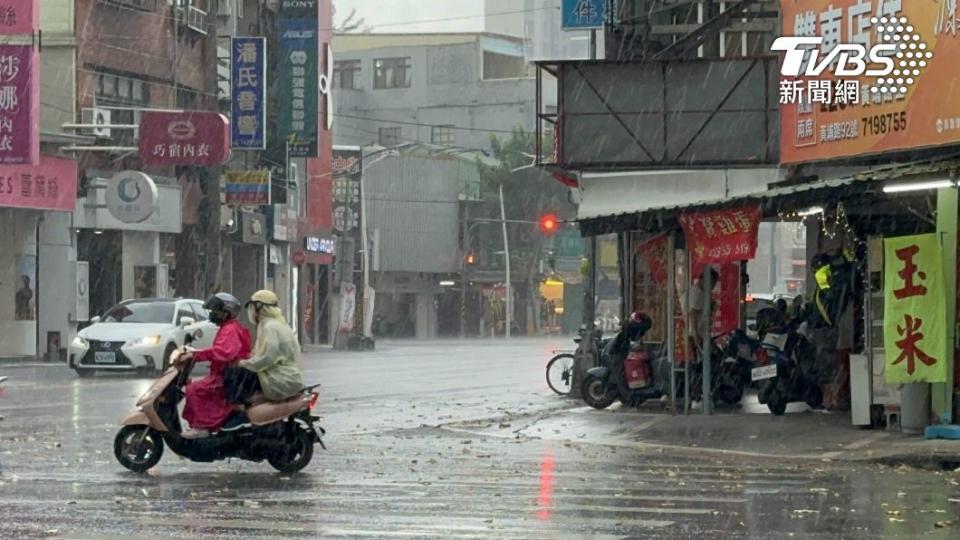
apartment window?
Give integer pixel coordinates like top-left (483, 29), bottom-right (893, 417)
top-left (95, 72), bottom-right (150, 106)
top-left (379, 127), bottom-right (402, 147)
top-left (374, 57), bottom-right (411, 89)
top-left (431, 125), bottom-right (454, 146)
top-left (334, 60), bottom-right (361, 89)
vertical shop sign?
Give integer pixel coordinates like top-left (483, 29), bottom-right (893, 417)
top-left (711, 263), bottom-right (740, 337)
top-left (0, 0), bottom-right (39, 36)
top-left (883, 233), bottom-right (948, 383)
top-left (633, 234), bottom-right (668, 343)
top-left (0, 45), bottom-right (38, 164)
top-left (278, 2), bottom-right (319, 157)
top-left (338, 282), bottom-right (356, 332)
top-left (231, 37), bottom-right (266, 150)
top-left (332, 148), bottom-right (361, 234)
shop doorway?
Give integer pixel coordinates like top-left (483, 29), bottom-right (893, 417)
top-left (78, 230), bottom-right (122, 319)
top-left (303, 263), bottom-right (330, 345)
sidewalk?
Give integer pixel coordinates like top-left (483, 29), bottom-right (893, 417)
top-left (443, 395), bottom-right (960, 469)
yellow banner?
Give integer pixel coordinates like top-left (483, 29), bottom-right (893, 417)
top-left (883, 234), bottom-right (947, 383)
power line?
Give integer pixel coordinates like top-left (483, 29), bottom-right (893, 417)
top-left (333, 112), bottom-right (518, 135)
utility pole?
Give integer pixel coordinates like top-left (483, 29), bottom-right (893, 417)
top-left (203, 0), bottom-right (222, 295)
top-left (460, 203), bottom-right (469, 338)
top-left (572, 29), bottom-right (599, 399)
top-left (499, 184), bottom-right (512, 339)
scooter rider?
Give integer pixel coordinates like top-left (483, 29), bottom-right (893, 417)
top-left (178, 293), bottom-right (253, 439)
top-left (223, 290), bottom-right (305, 421)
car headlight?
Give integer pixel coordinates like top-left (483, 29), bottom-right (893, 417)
top-left (128, 335), bottom-right (163, 348)
top-left (71, 336), bottom-right (89, 349)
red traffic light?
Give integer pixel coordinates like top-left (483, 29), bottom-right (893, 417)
top-left (539, 213), bottom-right (558, 235)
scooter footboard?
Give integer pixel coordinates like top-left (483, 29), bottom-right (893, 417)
top-left (586, 366), bottom-right (609, 378)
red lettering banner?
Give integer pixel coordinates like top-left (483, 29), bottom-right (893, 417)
top-left (679, 206), bottom-right (761, 269)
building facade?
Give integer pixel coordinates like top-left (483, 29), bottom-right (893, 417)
top-left (331, 32), bottom-right (536, 152)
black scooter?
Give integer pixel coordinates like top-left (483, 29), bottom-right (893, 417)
top-left (581, 326), bottom-right (674, 410)
top-left (737, 319), bottom-right (822, 415)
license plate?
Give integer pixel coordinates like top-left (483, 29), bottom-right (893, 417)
top-left (752, 364), bottom-right (777, 381)
top-left (94, 351), bottom-right (117, 364)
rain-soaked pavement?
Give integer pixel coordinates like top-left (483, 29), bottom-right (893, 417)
top-left (2, 338), bottom-right (959, 538)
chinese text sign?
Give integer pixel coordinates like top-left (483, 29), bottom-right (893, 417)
top-left (231, 37), bottom-right (266, 150)
top-left (0, 0), bottom-right (38, 36)
top-left (883, 234), bottom-right (947, 383)
top-left (780, 1), bottom-right (960, 163)
top-left (138, 112), bottom-right (231, 166)
top-left (224, 170), bottom-right (270, 206)
top-left (562, 0), bottom-right (605, 30)
top-left (279, 4), bottom-right (319, 157)
top-left (678, 206), bottom-right (761, 272)
top-left (0, 156), bottom-right (77, 211)
top-left (0, 45), bottom-right (37, 165)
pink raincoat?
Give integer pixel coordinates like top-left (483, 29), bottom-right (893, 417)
top-left (183, 319), bottom-right (252, 430)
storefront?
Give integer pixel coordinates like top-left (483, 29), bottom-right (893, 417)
top-left (74, 170), bottom-right (181, 317)
top-left (578, 160), bottom-right (960, 426)
top-left (0, 157), bottom-right (79, 358)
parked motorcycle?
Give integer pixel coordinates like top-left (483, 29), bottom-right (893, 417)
top-left (581, 317), bottom-right (676, 409)
top-left (113, 336), bottom-right (326, 474)
top-left (742, 321), bottom-right (822, 415)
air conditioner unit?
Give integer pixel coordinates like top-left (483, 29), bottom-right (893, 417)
top-left (174, 5), bottom-right (209, 36)
top-left (187, 5), bottom-right (208, 34)
top-left (80, 107), bottom-right (111, 138)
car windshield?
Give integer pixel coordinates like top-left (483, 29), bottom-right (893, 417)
top-left (102, 302), bottom-right (175, 324)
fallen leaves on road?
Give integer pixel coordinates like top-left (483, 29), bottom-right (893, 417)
top-left (934, 520), bottom-right (954, 529)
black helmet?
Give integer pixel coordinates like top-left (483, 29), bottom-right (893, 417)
top-left (204, 292), bottom-right (241, 325)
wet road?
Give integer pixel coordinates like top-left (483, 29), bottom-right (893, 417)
top-left (2, 339), bottom-right (959, 538)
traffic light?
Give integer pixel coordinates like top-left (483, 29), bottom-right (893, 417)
top-left (539, 213), bottom-right (558, 235)
top-left (465, 251), bottom-right (476, 265)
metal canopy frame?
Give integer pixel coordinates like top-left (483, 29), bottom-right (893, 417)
top-left (535, 57), bottom-right (777, 172)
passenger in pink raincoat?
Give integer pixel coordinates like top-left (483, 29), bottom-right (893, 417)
top-left (180, 293), bottom-right (252, 438)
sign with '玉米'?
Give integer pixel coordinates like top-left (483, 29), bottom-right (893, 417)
top-left (883, 233), bottom-right (948, 383)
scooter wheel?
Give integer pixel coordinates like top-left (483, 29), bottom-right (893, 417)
top-left (768, 397), bottom-right (788, 416)
top-left (581, 375), bottom-right (616, 410)
top-left (804, 385), bottom-right (824, 409)
top-left (267, 427), bottom-right (314, 474)
top-left (114, 425), bottom-right (164, 473)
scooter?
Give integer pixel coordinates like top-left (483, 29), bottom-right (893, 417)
top-left (581, 328), bottom-right (674, 410)
top-left (747, 323), bottom-right (822, 415)
top-left (113, 335), bottom-right (326, 474)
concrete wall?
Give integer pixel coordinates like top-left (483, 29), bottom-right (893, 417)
top-left (0, 210), bottom-right (39, 356)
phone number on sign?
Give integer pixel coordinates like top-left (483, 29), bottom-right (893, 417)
top-left (862, 112), bottom-right (908, 137)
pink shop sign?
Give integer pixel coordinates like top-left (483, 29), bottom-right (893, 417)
top-left (0, 0), bottom-right (38, 36)
top-left (0, 156), bottom-right (79, 212)
top-left (0, 45), bottom-right (38, 165)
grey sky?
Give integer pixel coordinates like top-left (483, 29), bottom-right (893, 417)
top-left (333, 0), bottom-right (486, 33)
